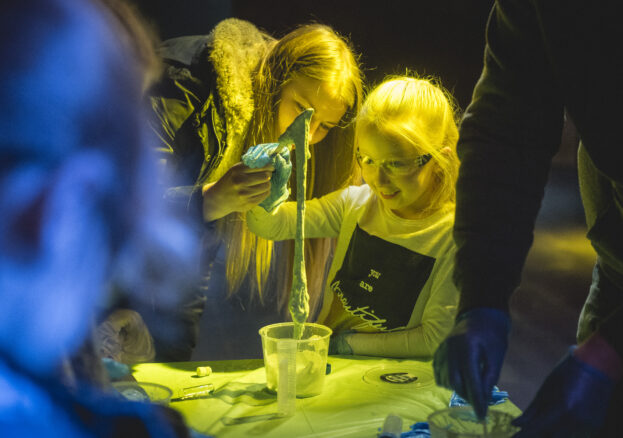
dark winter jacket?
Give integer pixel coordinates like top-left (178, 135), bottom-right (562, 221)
top-left (149, 19), bottom-right (274, 211)
top-left (454, 0), bottom-right (623, 353)
top-left (141, 19), bottom-right (276, 361)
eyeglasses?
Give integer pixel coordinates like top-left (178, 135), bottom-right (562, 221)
top-left (356, 149), bottom-right (432, 176)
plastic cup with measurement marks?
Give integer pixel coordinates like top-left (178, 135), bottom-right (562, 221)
top-left (259, 322), bottom-right (332, 398)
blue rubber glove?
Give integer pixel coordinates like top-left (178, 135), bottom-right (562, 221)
top-left (511, 347), bottom-right (614, 437)
top-left (242, 143), bottom-right (292, 212)
top-left (433, 307), bottom-right (511, 420)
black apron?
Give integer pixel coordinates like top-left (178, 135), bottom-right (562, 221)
top-left (330, 225), bottom-right (435, 331)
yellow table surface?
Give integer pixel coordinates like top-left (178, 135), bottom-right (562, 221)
top-left (132, 356), bottom-right (521, 437)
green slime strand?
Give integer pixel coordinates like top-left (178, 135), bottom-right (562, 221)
top-left (281, 109), bottom-right (313, 340)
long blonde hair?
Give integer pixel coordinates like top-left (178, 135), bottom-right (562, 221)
top-left (356, 75), bottom-right (460, 215)
top-left (216, 24), bottom-right (363, 315)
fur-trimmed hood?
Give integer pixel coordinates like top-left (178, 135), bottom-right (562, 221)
top-left (192, 19), bottom-right (274, 178)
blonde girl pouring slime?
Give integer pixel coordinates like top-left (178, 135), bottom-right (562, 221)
top-left (247, 75), bottom-right (461, 358)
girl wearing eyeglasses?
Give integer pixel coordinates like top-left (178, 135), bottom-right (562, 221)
top-left (247, 75), bottom-right (460, 358)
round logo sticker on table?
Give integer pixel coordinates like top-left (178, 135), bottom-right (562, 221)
top-left (362, 364), bottom-right (434, 389)
top-left (380, 372), bottom-right (418, 384)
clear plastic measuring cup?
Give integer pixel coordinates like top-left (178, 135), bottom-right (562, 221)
top-left (259, 322), bottom-right (332, 399)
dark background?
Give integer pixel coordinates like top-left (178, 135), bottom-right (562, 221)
top-left (130, 0), bottom-right (492, 110)
top-left (130, 0), bottom-right (595, 412)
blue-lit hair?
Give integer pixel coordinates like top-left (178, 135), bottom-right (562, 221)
top-left (0, 0), bottom-right (196, 375)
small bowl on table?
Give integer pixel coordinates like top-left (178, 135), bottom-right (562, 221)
top-left (112, 381), bottom-right (173, 405)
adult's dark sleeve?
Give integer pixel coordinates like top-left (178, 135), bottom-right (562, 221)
top-left (453, 0), bottom-right (565, 314)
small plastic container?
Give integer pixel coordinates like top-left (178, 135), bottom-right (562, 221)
top-left (259, 322), bottom-right (332, 398)
top-left (112, 381), bottom-right (172, 405)
top-left (379, 413), bottom-right (403, 437)
top-left (428, 406), bottom-right (518, 438)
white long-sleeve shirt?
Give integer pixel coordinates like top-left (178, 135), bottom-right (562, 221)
top-left (247, 185), bottom-right (458, 358)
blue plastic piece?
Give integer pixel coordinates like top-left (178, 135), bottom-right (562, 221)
top-left (449, 385), bottom-right (508, 407)
top-left (400, 422), bottom-right (430, 438)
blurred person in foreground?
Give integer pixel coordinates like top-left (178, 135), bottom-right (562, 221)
top-left (432, 0), bottom-right (623, 437)
top-left (0, 0), bottom-right (207, 436)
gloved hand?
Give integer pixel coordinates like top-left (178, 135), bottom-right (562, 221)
top-left (96, 309), bottom-right (156, 364)
top-left (511, 347), bottom-right (615, 437)
top-left (329, 330), bottom-right (354, 355)
top-left (242, 143), bottom-right (292, 212)
top-left (433, 307), bottom-right (511, 420)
